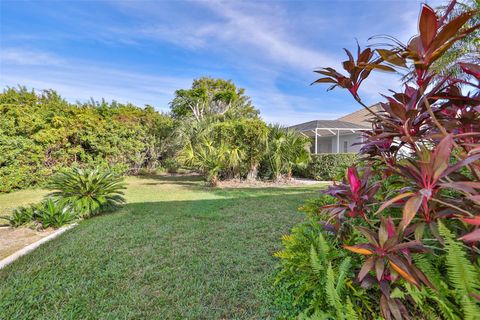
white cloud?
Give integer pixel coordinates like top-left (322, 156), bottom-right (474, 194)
top-left (0, 48), bottom-right (192, 110)
top-left (0, 48), bottom-right (66, 66)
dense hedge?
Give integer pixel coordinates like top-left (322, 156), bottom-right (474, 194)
top-left (296, 153), bottom-right (357, 181)
top-left (0, 87), bottom-right (173, 192)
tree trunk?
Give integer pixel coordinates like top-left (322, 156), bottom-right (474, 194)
top-left (246, 163), bottom-right (258, 181)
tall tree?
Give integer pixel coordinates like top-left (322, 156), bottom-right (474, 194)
top-left (169, 77), bottom-right (259, 120)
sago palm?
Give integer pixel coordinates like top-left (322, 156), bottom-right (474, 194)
top-left (48, 168), bottom-right (126, 218)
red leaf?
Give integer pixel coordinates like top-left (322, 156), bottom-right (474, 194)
top-left (462, 217), bottom-right (480, 226)
top-left (459, 229), bottom-right (480, 243)
top-left (432, 134), bottom-right (453, 181)
top-left (375, 192), bottom-right (414, 215)
top-left (460, 62), bottom-right (480, 80)
top-left (359, 256), bottom-right (376, 281)
top-left (403, 195), bottom-right (422, 227)
top-left (419, 4), bottom-right (438, 50)
top-left (347, 166), bottom-right (361, 194)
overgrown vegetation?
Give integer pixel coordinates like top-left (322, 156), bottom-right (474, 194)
top-left (295, 153), bottom-right (357, 181)
top-left (1, 77), bottom-right (311, 192)
top-left (273, 1), bottom-right (480, 319)
top-left (0, 87), bottom-right (173, 192)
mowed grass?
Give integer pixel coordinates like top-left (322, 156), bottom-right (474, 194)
top-left (0, 175), bottom-right (323, 319)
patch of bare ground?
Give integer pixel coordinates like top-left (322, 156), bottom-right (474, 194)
top-left (0, 227), bottom-right (55, 260)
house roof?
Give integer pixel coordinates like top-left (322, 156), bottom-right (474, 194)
top-left (289, 120), bottom-right (369, 132)
top-left (337, 103), bottom-right (382, 126)
top-left (288, 104), bottom-right (381, 134)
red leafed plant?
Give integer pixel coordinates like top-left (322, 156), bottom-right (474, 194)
top-left (312, 1), bottom-right (480, 319)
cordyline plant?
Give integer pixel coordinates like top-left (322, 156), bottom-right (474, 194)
top-left (313, 1), bottom-right (480, 319)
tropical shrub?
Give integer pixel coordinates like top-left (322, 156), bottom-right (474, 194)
top-left (177, 115), bottom-right (268, 184)
top-left (1, 204), bottom-right (38, 227)
top-left (3, 200), bottom-right (75, 229)
top-left (277, 2), bottom-right (480, 319)
top-left (34, 199), bottom-right (76, 228)
top-left (261, 125), bottom-right (311, 181)
top-left (272, 201), bottom-right (379, 319)
top-left (295, 153), bottom-right (357, 181)
top-left (0, 87), bottom-right (174, 192)
top-left (48, 168), bottom-right (126, 218)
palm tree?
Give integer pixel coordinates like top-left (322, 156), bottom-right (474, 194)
top-left (266, 125), bottom-right (310, 181)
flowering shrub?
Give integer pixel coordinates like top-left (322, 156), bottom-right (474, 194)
top-left (307, 2), bottom-right (480, 319)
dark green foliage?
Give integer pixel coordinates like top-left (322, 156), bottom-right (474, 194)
top-left (0, 86), bottom-right (173, 192)
top-left (296, 153), bottom-right (357, 181)
top-left (272, 211), bottom-right (377, 319)
top-left (48, 168), bottom-right (126, 218)
top-left (1, 204), bottom-right (38, 227)
top-left (35, 199), bottom-right (76, 228)
top-left (3, 200), bottom-right (74, 229)
top-left (178, 116), bottom-right (269, 184)
top-left (259, 125), bottom-right (311, 181)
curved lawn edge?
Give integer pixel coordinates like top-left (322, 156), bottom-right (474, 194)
top-left (0, 222), bottom-right (78, 270)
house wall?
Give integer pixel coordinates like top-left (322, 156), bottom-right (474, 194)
top-left (330, 133), bottom-right (363, 153)
top-left (312, 133), bottom-right (363, 154)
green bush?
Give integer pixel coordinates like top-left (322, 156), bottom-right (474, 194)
top-left (3, 200), bottom-right (75, 228)
top-left (48, 168), bottom-right (126, 218)
top-left (271, 200), bottom-right (378, 319)
top-left (0, 87), bottom-right (173, 192)
top-left (35, 199), bottom-right (76, 228)
top-left (1, 204), bottom-right (38, 227)
top-left (296, 153), bottom-right (357, 181)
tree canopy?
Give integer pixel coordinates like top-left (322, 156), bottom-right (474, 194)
top-left (169, 77), bottom-right (259, 120)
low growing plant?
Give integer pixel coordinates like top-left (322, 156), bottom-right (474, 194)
top-left (48, 168), bottom-right (126, 218)
top-left (35, 199), bottom-right (76, 229)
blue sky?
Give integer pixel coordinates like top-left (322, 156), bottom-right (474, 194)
top-left (0, 0), bottom-right (444, 124)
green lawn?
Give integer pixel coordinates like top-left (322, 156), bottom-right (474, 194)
top-left (0, 175), bottom-right (323, 319)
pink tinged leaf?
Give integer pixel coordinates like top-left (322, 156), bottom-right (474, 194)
top-left (358, 256), bottom-right (376, 281)
top-left (443, 153), bottom-right (480, 177)
top-left (468, 195), bottom-right (480, 203)
top-left (403, 195), bottom-right (422, 227)
top-left (347, 166), bottom-right (361, 194)
top-left (419, 4), bottom-right (438, 50)
top-left (432, 134), bottom-right (453, 181)
top-left (462, 217), bottom-right (480, 226)
top-left (386, 217), bottom-right (396, 238)
top-left (375, 258), bottom-right (386, 281)
top-left (459, 229), bottom-right (480, 243)
top-left (460, 62), bottom-right (480, 80)
top-left (375, 192), bottom-right (414, 215)
top-left (387, 298), bottom-right (403, 320)
top-left (441, 181), bottom-right (480, 194)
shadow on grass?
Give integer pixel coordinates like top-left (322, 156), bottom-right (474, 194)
top-left (0, 187), bottom-right (320, 319)
top-left (134, 173), bottom-right (205, 187)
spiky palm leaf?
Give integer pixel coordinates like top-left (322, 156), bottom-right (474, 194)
top-left (48, 168), bottom-right (126, 218)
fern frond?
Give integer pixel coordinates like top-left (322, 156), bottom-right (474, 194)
top-left (310, 244), bottom-right (323, 274)
top-left (317, 232), bottom-right (330, 262)
top-left (344, 298), bottom-right (358, 320)
top-left (325, 263), bottom-right (343, 319)
top-left (438, 222), bottom-right (480, 320)
top-left (335, 257), bottom-right (351, 296)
